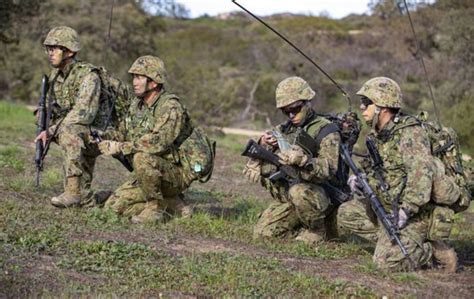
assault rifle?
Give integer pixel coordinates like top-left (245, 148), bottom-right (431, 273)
top-left (91, 131), bottom-right (133, 172)
top-left (339, 143), bottom-right (413, 266)
top-left (366, 137), bottom-right (389, 192)
top-left (90, 94), bottom-right (133, 172)
top-left (35, 75), bottom-right (49, 187)
top-left (241, 139), bottom-right (350, 204)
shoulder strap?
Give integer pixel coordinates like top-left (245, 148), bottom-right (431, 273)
top-left (392, 115), bottom-right (421, 133)
top-left (152, 92), bottom-right (181, 114)
top-left (314, 123), bottom-right (340, 150)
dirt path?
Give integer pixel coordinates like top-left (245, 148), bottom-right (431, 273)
top-left (56, 227), bottom-right (474, 298)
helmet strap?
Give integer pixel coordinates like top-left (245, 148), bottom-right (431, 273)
top-left (57, 48), bottom-right (75, 70)
top-left (371, 106), bottom-right (381, 133)
top-left (140, 78), bottom-right (162, 102)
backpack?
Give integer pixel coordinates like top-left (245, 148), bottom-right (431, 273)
top-left (179, 126), bottom-right (216, 183)
top-left (416, 112), bottom-right (472, 212)
top-left (93, 66), bottom-right (132, 132)
top-left (305, 111), bottom-right (361, 184)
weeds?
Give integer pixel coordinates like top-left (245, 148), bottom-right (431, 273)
top-left (1, 102), bottom-right (473, 297)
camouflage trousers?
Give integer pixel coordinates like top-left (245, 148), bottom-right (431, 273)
top-left (337, 198), bottom-right (433, 271)
top-left (104, 152), bottom-right (192, 218)
top-left (55, 124), bottom-right (100, 190)
top-left (254, 180), bottom-right (334, 240)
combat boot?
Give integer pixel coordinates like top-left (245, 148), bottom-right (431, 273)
top-left (432, 241), bottom-right (458, 273)
top-left (51, 176), bottom-right (81, 208)
top-left (131, 200), bottom-right (169, 224)
top-left (165, 194), bottom-right (193, 218)
top-left (295, 228), bottom-right (326, 246)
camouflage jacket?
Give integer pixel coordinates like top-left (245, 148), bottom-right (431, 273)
top-left (47, 59), bottom-right (101, 134)
top-left (262, 111), bottom-right (341, 184)
top-left (120, 90), bottom-right (193, 162)
top-left (365, 115), bottom-right (433, 215)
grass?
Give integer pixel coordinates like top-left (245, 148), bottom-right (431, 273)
top-left (0, 145), bottom-right (26, 172)
top-left (212, 132), bottom-right (249, 155)
top-left (1, 101), bottom-right (473, 297)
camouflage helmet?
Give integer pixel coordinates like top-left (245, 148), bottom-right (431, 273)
top-left (128, 55), bottom-right (167, 84)
top-left (356, 77), bottom-right (402, 108)
top-left (43, 26), bottom-right (81, 52)
top-left (275, 76), bottom-right (315, 108)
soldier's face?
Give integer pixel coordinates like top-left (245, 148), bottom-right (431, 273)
top-left (360, 97), bottom-right (376, 122)
top-left (45, 46), bottom-right (72, 68)
top-left (132, 74), bottom-right (148, 97)
top-left (281, 101), bottom-right (309, 126)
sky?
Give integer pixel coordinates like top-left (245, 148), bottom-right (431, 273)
top-left (178, 0), bottom-right (371, 19)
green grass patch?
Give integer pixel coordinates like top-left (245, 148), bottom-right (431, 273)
top-left (57, 242), bottom-right (374, 297)
top-left (58, 240), bottom-right (165, 275)
top-left (160, 194), bottom-right (265, 242)
top-left (6, 174), bottom-right (36, 193)
top-left (213, 133), bottom-right (249, 155)
top-left (0, 101), bottom-right (35, 139)
top-left (392, 273), bottom-right (425, 286)
top-left (80, 207), bottom-right (130, 231)
top-left (167, 211), bottom-right (253, 241)
top-left (0, 145), bottom-right (26, 172)
top-left (41, 168), bottom-right (62, 189)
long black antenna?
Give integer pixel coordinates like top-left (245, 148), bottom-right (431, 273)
top-left (232, 0), bottom-right (352, 111)
top-left (102, 0), bottom-right (115, 64)
top-left (402, 0), bottom-right (441, 126)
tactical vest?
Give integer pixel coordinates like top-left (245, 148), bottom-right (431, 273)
top-left (125, 92), bottom-right (191, 162)
top-left (279, 114), bottom-right (346, 188)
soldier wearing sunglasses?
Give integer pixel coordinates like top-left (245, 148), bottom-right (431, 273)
top-left (243, 76), bottom-right (341, 245)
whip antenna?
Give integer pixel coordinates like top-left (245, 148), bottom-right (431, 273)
top-left (402, 0), bottom-right (441, 126)
top-left (102, 0), bottom-right (115, 64)
top-left (232, 0), bottom-right (353, 111)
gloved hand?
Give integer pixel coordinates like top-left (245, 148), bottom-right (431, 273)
top-left (243, 158), bottom-right (261, 183)
top-left (99, 140), bottom-right (122, 156)
top-left (277, 145), bottom-right (308, 167)
top-left (397, 208), bottom-right (410, 229)
top-left (347, 175), bottom-right (363, 195)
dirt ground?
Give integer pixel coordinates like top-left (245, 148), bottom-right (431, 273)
top-left (1, 129), bottom-right (474, 298)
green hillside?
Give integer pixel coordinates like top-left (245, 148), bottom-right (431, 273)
top-left (1, 0), bottom-right (473, 153)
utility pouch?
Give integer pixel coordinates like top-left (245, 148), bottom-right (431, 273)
top-left (427, 206), bottom-right (455, 241)
top-left (451, 186), bottom-right (472, 213)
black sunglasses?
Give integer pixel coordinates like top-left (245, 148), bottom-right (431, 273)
top-left (282, 102), bottom-right (305, 115)
top-left (360, 97), bottom-right (373, 109)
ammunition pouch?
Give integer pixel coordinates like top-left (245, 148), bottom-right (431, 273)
top-left (427, 206), bottom-right (454, 241)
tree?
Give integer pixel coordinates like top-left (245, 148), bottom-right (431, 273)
top-left (0, 0), bottom-right (42, 44)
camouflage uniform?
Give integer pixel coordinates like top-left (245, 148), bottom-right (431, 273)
top-left (103, 56), bottom-right (194, 222)
top-left (48, 60), bottom-right (103, 186)
top-left (337, 77), bottom-right (461, 271)
top-left (248, 77), bottom-right (341, 243)
top-left (43, 26), bottom-right (105, 206)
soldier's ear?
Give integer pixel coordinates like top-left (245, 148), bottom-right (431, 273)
top-left (146, 79), bottom-right (158, 89)
top-left (63, 48), bottom-right (75, 59)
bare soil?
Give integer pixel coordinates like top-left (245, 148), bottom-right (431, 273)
top-left (1, 132), bottom-right (473, 298)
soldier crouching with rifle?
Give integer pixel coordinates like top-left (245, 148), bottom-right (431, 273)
top-left (337, 77), bottom-right (460, 272)
top-left (242, 77), bottom-right (343, 245)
